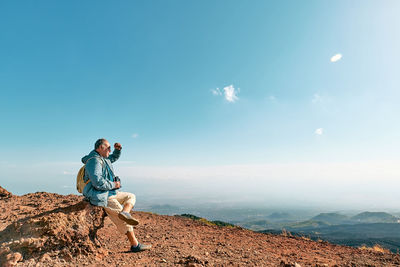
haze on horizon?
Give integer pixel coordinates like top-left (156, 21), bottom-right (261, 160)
top-left (1, 1), bottom-right (400, 211)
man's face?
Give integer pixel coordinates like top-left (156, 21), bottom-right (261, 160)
top-left (97, 140), bottom-right (111, 158)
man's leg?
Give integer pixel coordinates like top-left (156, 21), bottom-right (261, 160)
top-left (122, 203), bottom-right (133, 213)
top-left (115, 191), bottom-right (136, 211)
top-left (127, 231), bottom-right (138, 247)
top-left (128, 230), bottom-right (151, 252)
top-left (112, 192), bottom-right (152, 252)
top-left (115, 192), bottom-right (139, 225)
top-left (104, 197), bottom-right (135, 237)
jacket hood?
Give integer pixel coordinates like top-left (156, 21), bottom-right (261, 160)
top-left (81, 150), bottom-right (101, 164)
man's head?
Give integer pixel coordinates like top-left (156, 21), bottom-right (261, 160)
top-left (95, 138), bottom-right (111, 158)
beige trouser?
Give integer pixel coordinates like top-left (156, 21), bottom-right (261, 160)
top-left (104, 191), bottom-right (136, 234)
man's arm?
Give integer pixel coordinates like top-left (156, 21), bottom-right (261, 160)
top-left (108, 143), bottom-right (122, 163)
top-left (86, 158), bottom-right (115, 191)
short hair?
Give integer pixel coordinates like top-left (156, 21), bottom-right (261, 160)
top-left (94, 138), bottom-right (107, 150)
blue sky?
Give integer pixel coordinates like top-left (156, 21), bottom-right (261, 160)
top-left (1, 1), bottom-right (400, 209)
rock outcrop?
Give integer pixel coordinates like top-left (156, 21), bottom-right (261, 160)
top-left (0, 186), bottom-right (12, 199)
top-left (0, 188), bottom-right (106, 266)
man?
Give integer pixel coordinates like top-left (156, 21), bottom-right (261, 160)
top-left (81, 138), bottom-right (151, 252)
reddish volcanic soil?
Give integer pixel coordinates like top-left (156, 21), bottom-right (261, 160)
top-left (1, 186), bottom-right (400, 266)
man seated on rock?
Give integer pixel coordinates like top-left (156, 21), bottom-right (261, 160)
top-left (81, 138), bottom-right (151, 252)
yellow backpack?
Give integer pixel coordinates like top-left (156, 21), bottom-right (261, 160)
top-left (76, 165), bottom-right (89, 193)
top-left (76, 157), bottom-right (103, 193)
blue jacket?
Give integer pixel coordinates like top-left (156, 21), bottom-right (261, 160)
top-left (81, 149), bottom-right (121, 207)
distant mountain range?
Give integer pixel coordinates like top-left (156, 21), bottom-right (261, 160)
top-left (311, 213), bottom-right (352, 225)
top-left (261, 223), bottom-right (400, 253)
top-left (247, 211), bottom-right (400, 253)
top-left (352, 212), bottom-right (399, 224)
top-left (310, 211), bottom-right (399, 225)
top-left (239, 211), bottom-right (400, 230)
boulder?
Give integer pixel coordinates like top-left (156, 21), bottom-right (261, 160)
top-left (0, 200), bottom-right (106, 266)
top-left (0, 186), bottom-right (12, 199)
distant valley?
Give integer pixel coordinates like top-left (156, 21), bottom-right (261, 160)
top-left (239, 211), bottom-right (400, 253)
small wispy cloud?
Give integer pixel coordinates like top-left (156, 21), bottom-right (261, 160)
top-left (330, 53), bottom-right (342, 62)
top-left (268, 95), bottom-right (276, 101)
top-left (62, 171), bottom-right (74, 175)
top-left (211, 88), bottom-right (222, 96)
top-left (132, 133), bottom-right (139, 139)
top-left (315, 128), bottom-right (324, 135)
top-left (212, 85), bottom-right (239, 103)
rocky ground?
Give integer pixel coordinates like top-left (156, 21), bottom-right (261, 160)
top-left (1, 186), bottom-right (400, 266)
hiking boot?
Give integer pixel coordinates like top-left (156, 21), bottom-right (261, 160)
top-left (118, 211), bottom-right (139, 226)
top-left (130, 243), bottom-right (152, 252)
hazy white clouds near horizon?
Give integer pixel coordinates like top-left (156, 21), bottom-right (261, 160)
top-left (5, 160), bottom-right (400, 185)
top-left (116, 160), bottom-right (400, 182)
top-left (115, 160), bottom-right (400, 209)
top-left (3, 159), bottom-right (400, 209)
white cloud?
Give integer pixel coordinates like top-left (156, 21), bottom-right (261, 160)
top-left (62, 171), bottom-right (74, 175)
top-left (212, 85), bottom-right (239, 103)
top-left (211, 88), bottom-right (222, 96)
top-left (223, 85), bottom-right (239, 103)
top-left (132, 133), bottom-right (139, 138)
top-left (330, 53), bottom-right (342, 62)
top-left (315, 128), bottom-right (323, 135)
top-left (268, 95), bottom-right (276, 101)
